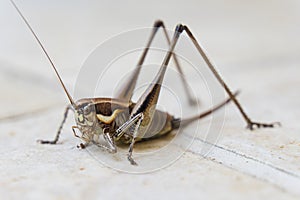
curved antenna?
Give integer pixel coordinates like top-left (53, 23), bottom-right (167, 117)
top-left (9, 0), bottom-right (75, 106)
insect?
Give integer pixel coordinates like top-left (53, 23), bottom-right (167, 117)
top-left (10, 0), bottom-right (279, 165)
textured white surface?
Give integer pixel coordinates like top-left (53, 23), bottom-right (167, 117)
top-left (0, 0), bottom-right (300, 199)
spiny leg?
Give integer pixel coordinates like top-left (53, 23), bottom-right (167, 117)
top-left (113, 113), bottom-right (144, 165)
top-left (127, 114), bottom-right (143, 165)
top-left (115, 20), bottom-right (196, 105)
top-left (37, 105), bottom-right (72, 144)
top-left (114, 113), bottom-right (144, 139)
top-left (171, 24), bottom-right (279, 130)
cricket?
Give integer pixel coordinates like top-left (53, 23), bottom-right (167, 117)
top-left (10, 0), bottom-right (280, 165)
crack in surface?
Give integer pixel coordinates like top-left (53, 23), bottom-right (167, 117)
top-left (189, 136), bottom-right (300, 179)
top-left (183, 134), bottom-right (300, 196)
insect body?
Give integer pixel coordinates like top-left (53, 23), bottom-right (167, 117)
top-left (10, 0), bottom-right (279, 165)
top-left (74, 98), bottom-right (173, 145)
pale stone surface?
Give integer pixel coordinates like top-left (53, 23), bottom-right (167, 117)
top-left (0, 0), bottom-right (300, 199)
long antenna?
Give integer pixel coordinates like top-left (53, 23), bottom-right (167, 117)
top-left (9, 0), bottom-right (75, 106)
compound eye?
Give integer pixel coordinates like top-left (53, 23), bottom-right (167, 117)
top-left (83, 106), bottom-right (91, 114)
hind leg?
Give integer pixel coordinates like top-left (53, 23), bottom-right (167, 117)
top-left (115, 20), bottom-right (196, 105)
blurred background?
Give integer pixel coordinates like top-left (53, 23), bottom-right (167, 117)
top-left (0, 0), bottom-right (300, 121)
top-left (0, 0), bottom-right (299, 121)
top-left (0, 0), bottom-right (299, 199)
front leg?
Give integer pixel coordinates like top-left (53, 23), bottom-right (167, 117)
top-left (72, 126), bottom-right (90, 149)
top-left (92, 128), bottom-right (117, 153)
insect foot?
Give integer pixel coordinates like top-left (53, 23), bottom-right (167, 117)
top-left (127, 154), bottom-right (138, 166)
top-left (37, 139), bottom-right (57, 145)
top-left (247, 121), bottom-right (281, 130)
top-left (77, 143), bottom-right (86, 149)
